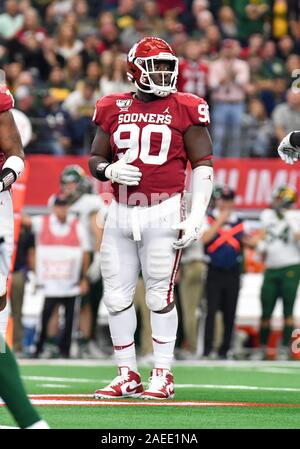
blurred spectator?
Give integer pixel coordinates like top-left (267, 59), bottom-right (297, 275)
top-left (55, 166), bottom-right (106, 358)
top-left (217, 5), bottom-right (238, 39)
top-left (233, 0), bottom-right (270, 43)
top-left (240, 33), bottom-right (264, 59)
top-left (272, 89), bottom-right (300, 143)
top-left (114, 0), bottom-right (137, 31)
top-left (23, 192), bottom-right (90, 359)
top-left (0, 0), bottom-right (24, 40)
top-left (195, 9), bottom-right (214, 35)
top-left (73, 0), bottom-right (96, 37)
top-left (140, 1), bottom-right (164, 37)
top-left (252, 185), bottom-right (300, 360)
top-left (46, 65), bottom-right (70, 102)
top-left (177, 38), bottom-right (209, 99)
top-left (62, 79), bottom-right (99, 154)
top-left (242, 98), bottom-right (275, 157)
top-left (202, 186), bottom-right (246, 359)
top-left (85, 61), bottom-right (101, 86)
top-left (258, 40), bottom-right (286, 82)
top-left (65, 54), bottom-right (84, 90)
top-left (28, 89), bottom-right (73, 155)
top-left (209, 39), bottom-right (250, 157)
top-left (15, 85), bottom-right (37, 116)
top-left (204, 24), bottom-right (221, 56)
top-left (277, 35), bottom-right (295, 61)
top-left (55, 22), bottom-right (84, 63)
top-left (16, 8), bottom-right (47, 45)
top-left (99, 52), bottom-right (131, 96)
top-left (50, 0), bottom-right (74, 22)
top-left (80, 31), bottom-right (101, 67)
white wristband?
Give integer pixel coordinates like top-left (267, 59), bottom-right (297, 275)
top-left (3, 155), bottom-right (25, 179)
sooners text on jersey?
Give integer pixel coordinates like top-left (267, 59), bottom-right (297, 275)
top-left (0, 85), bottom-right (14, 170)
top-left (93, 92), bottom-right (210, 205)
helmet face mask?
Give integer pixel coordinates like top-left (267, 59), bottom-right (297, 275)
top-left (127, 37), bottom-right (178, 98)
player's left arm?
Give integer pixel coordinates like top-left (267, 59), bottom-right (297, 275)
top-left (278, 130), bottom-right (300, 165)
top-left (173, 124), bottom-right (213, 249)
top-left (0, 110), bottom-right (25, 192)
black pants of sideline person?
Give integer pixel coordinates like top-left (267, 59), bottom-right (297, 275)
top-left (36, 296), bottom-right (76, 357)
top-left (203, 265), bottom-right (240, 357)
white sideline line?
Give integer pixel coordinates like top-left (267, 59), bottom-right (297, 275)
top-left (38, 384), bottom-right (69, 389)
top-left (0, 425), bottom-right (19, 429)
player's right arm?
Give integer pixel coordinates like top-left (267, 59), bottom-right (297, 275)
top-left (89, 98), bottom-right (142, 186)
top-left (0, 110), bottom-right (25, 192)
top-left (277, 131), bottom-right (300, 165)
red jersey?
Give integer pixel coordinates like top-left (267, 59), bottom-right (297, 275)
top-left (0, 85), bottom-right (14, 170)
top-left (177, 59), bottom-right (209, 99)
top-left (93, 91), bottom-right (210, 205)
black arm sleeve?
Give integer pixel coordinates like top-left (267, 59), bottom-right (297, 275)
top-left (0, 168), bottom-right (17, 190)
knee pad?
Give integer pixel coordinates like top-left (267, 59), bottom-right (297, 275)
top-left (103, 292), bottom-right (133, 314)
top-left (146, 288), bottom-right (170, 312)
top-left (0, 273), bottom-right (7, 297)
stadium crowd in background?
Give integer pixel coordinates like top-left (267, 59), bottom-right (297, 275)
top-left (0, 0), bottom-right (300, 157)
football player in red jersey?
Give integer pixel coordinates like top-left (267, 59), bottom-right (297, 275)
top-left (89, 37), bottom-right (213, 400)
top-left (0, 74), bottom-right (49, 428)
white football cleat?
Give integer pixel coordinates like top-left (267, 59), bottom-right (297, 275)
top-left (94, 366), bottom-right (144, 399)
top-left (141, 368), bottom-right (175, 400)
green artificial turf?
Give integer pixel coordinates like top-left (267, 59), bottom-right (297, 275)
top-left (0, 362), bottom-right (300, 429)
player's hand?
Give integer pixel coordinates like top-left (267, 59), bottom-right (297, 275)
top-left (105, 151), bottom-right (142, 186)
top-left (80, 278), bottom-right (90, 295)
top-left (87, 252), bottom-right (102, 283)
top-left (172, 218), bottom-right (204, 250)
top-left (277, 132), bottom-right (300, 165)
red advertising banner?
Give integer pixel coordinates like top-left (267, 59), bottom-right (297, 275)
top-left (25, 156), bottom-right (300, 209)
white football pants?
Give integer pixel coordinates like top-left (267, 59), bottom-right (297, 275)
top-left (100, 194), bottom-right (182, 313)
top-left (0, 191), bottom-right (14, 297)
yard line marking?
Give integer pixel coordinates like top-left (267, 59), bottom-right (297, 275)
top-left (25, 383), bottom-right (300, 393)
top-left (17, 359), bottom-right (300, 368)
top-left (38, 384), bottom-right (69, 389)
top-left (1, 397), bottom-right (299, 408)
top-left (251, 368), bottom-right (300, 375)
top-left (175, 384), bottom-right (300, 392)
top-left (23, 376), bottom-right (100, 383)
